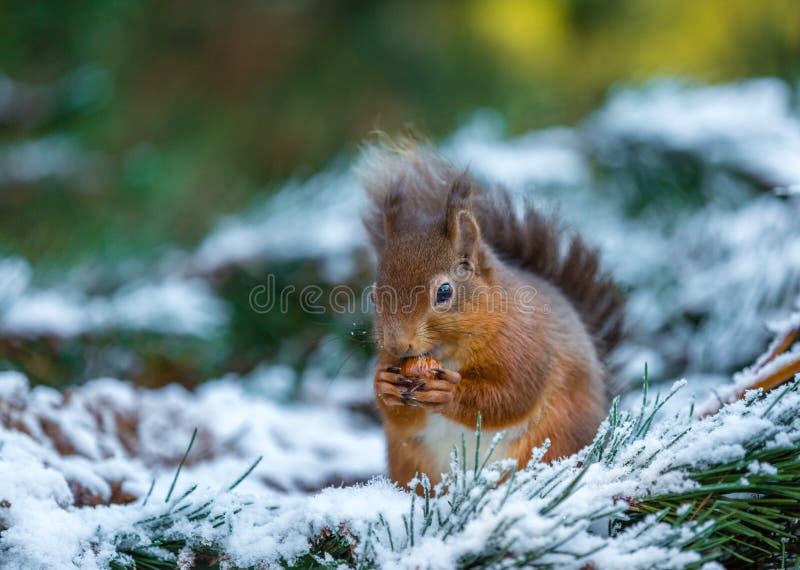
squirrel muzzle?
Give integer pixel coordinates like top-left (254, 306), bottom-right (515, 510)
top-left (382, 322), bottom-right (425, 359)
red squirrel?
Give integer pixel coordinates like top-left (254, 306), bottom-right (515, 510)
top-left (360, 142), bottom-right (624, 488)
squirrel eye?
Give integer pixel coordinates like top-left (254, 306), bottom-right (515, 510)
top-left (435, 282), bottom-right (453, 305)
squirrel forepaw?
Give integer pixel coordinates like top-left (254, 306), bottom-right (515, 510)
top-left (375, 366), bottom-right (460, 412)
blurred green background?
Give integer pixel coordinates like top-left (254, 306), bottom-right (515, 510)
top-left (3, 0), bottom-right (798, 265)
top-left (1, 0), bottom-right (799, 390)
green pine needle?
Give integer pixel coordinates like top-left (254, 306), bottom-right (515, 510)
top-left (165, 427), bottom-right (197, 504)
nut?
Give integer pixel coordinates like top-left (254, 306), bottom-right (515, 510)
top-left (400, 354), bottom-right (442, 380)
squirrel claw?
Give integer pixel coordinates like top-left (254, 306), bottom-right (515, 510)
top-left (429, 368), bottom-right (460, 383)
top-left (395, 375), bottom-right (416, 387)
top-left (400, 390), bottom-right (419, 406)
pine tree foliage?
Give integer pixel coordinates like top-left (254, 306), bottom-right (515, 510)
top-left (105, 367), bottom-right (800, 569)
top-left (3, 299), bottom-right (799, 570)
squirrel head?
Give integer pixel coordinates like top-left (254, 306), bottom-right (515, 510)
top-left (372, 174), bottom-right (495, 360)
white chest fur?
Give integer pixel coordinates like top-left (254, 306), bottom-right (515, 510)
top-left (420, 414), bottom-right (527, 475)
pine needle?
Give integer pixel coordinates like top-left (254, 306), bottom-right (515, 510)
top-left (165, 427), bottom-right (197, 504)
top-left (228, 455), bottom-right (263, 491)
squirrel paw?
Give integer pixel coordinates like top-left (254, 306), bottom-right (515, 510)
top-left (375, 365), bottom-right (460, 412)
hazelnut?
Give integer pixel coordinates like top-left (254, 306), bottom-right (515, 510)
top-left (400, 354), bottom-right (442, 379)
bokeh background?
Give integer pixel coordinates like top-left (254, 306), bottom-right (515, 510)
top-left (2, 0), bottom-right (799, 394)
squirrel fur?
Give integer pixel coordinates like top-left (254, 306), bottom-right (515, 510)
top-left (360, 141), bottom-right (625, 488)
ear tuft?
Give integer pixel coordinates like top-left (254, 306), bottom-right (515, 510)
top-left (382, 177), bottom-right (404, 241)
top-left (445, 174), bottom-right (481, 259)
top-left (445, 173), bottom-right (473, 236)
top-left (445, 174), bottom-right (471, 229)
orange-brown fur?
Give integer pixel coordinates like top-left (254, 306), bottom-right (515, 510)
top-left (360, 142), bottom-right (624, 488)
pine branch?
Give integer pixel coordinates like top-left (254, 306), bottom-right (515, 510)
top-left (700, 323), bottom-right (800, 417)
top-left (626, 381), bottom-right (800, 568)
top-left (99, 327), bottom-right (800, 570)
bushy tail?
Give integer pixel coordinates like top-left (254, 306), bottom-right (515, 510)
top-left (359, 141), bottom-right (625, 358)
top-left (475, 190), bottom-right (625, 357)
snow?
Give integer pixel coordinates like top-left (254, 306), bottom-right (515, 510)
top-left (690, 303), bottom-right (800, 414)
top-left (0, 275), bottom-right (229, 338)
top-left (101, 278), bottom-right (228, 337)
top-left (747, 461), bottom-right (778, 476)
top-left (2, 290), bottom-right (88, 337)
top-left (444, 112), bottom-right (590, 188)
top-left (589, 78), bottom-right (800, 190)
top-left (0, 134), bottom-right (102, 186)
top-left (0, 370), bottom-right (386, 567)
top-left (665, 196), bottom-right (800, 372)
top-left (0, 373), bottom-right (383, 497)
top-left (0, 256), bottom-right (30, 308)
top-left (3, 357), bottom-right (798, 568)
top-left (192, 168), bottom-right (367, 277)
top-left (318, 376), bottom-right (796, 569)
top-left (0, 370), bottom-right (28, 402)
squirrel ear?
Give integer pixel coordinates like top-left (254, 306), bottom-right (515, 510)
top-left (452, 210), bottom-right (480, 259)
top-left (445, 175), bottom-right (480, 258)
top-left (445, 174), bottom-right (471, 236)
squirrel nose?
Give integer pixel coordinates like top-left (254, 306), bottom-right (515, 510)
top-left (383, 328), bottom-right (416, 358)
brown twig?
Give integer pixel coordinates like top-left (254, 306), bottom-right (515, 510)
top-left (702, 325), bottom-right (800, 417)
